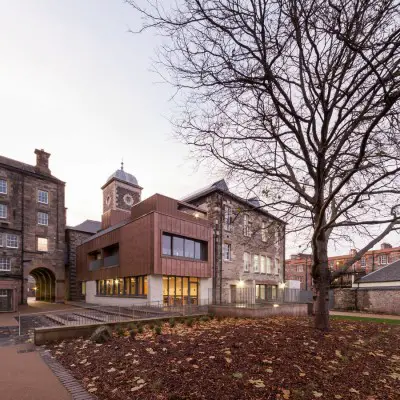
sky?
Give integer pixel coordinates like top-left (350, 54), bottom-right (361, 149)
top-left (0, 0), bottom-right (216, 226)
top-left (0, 1), bottom-right (398, 256)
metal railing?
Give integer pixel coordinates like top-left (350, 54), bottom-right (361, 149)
top-left (210, 287), bottom-right (312, 307)
top-left (17, 300), bottom-right (210, 335)
top-left (104, 254), bottom-right (119, 267)
top-left (89, 259), bottom-right (103, 271)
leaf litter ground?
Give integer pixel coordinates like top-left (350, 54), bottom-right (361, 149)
top-left (46, 316), bottom-right (400, 399)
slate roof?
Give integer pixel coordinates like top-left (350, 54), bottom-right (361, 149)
top-left (181, 179), bottom-right (285, 224)
top-left (70, 220), bottom-right (101, 234)
top-left (80, 219), bottom-right (130, 244)
top-left (358, 259), bottom-right (400, 283)
top-left (0, 155), bottom-right (64, 183)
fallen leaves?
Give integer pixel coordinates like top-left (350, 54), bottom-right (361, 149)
top-left (249, 379), bottom-right (265, 388)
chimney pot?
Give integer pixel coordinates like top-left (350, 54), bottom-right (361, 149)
top-left (381, 242), bottom-right (392, 249)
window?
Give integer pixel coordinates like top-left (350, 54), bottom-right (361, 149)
top-left (224, 206), bottom-right (232, 231)
top-left (6, 234), bottom-right (18, 248)
top-left (0, 234), bottom-right (3, 247)
top-left (0, 179), bottom-right (7, 194)
top-left (253, 255), bottom-right (259, 272)
top-left (97, 275), bottom-right (148, 297)
top-left (243, 214), bottom-right (251, 237)
top-left (37, 237), bottom-right (48, 252)
top-left (296, 265), bottom-right (304, 272)
top-left (0, 289), bottom-right (8, 297)
top-left (380, 255), bottom-right (388, 265)
top-left (173, 237), bottom-right (184, 257)
top-left (260, 255), bottom-right (266, 273)
top-left (162, 233), bottom-right (207, 261)
top-left (360, 257), bottom-right (366, 268)
top-left (0, 204), bottom-right (7, 219)
top-left (37, 212), bottom-right (49, 226)
top-left (223, 243), bottom-right (231, 261)
top-left (266, 257), bottom-right (272, 274)
top-left (275, 258), bottom-right (280, 274)
top-left (0, 258), bottom-right (11, 271)
top-left (261, 222), bottom-right (267, 242)
top-left (162, 234), bottom-right (172, 256)
top-left (243, 252), bottom-right (250, 272)
top-left (38, 190), bottom-right (49, 204)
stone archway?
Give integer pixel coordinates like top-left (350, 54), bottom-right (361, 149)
top-left (30, 268), bottom-right (56, 302)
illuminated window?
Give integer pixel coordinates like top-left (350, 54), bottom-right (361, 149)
top-left (37, 237), bottom-right (48, 252)
top-left (253, 255), bottom-right (259, 273)
top-left (243, 252), bottom-right (250, 272)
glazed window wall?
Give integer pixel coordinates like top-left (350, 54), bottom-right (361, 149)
top-left (97, 276), bottom-right (148, 297)
top-left (162, 276), bottom-right (199, 306)
top-left (256, 284), bottom-right (278, 301)
top-left (162, 233), bottom-right (207, 261)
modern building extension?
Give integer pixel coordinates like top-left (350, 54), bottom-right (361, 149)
top-left (0, 149), bottom-right (66, 311)
top-left (76, 168), bottom-right (213, 306)
top-left (182, 180), bottom-right (286, 303)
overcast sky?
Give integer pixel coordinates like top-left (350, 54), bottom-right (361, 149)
top-left (0, 1), bottom-right (397, 256)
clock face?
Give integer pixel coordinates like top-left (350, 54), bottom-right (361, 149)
top-left (123, 193), bottom-right (134, 206)
top-left (106, 195), bottom-right (111, 206)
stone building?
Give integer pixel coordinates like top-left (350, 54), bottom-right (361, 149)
top-left (285, 242), bottom-right (400, 290)
top-left (65, 220), bottom-right (101, 301)
top-left (181, 180), bottom-right (286, 303)
top-left (0, 149), bottom-right (66, 311)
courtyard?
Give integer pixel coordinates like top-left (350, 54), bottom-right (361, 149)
top-left (46, 316), bottom-right (400, 400)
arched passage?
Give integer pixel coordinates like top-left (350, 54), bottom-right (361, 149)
top-left (30, 268), bottom-right (56, 302)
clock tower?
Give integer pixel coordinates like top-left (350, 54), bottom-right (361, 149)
top-left (101, 162), bottom-right (142, 228)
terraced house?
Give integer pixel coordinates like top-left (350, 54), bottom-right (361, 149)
top-left (0, 149), bottom-right (66, 311)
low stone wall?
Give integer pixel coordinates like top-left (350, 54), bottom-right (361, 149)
top-left (34, 314), bottom-right (206, 345)
top-left (333, 288), bottom-right (357, 310)
top-left (209, 303), bottom-right (310, 318)
top-left (356, 288), bottom-right (400, 315)
top-left (333, 288), bottom-right (400, 315)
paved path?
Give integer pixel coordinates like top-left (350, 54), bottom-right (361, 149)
top-left (331, 310), bottom-right (400, 320)
top-left (0, 343), bottom-right (71, 400)
top-left (0, 300), bottom-right (76, 327)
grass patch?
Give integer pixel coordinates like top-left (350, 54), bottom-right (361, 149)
top-left (331, 315), bottom-right (400, 325)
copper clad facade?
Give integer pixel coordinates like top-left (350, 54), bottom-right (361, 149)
top-left (76, 194), bottom-right (213, 282)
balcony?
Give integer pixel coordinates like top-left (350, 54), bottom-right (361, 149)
top-left (104, 254), bottom-right (119, 268)
top-left (89, 259), bottom-right (103, 271)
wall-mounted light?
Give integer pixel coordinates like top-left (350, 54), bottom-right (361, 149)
top-left (273, 304), bottom-right (280, 307)
top-left (194, 212), bottom-right (200, 218)
top-left (279, 282), bottom-right (286, 289)
top-left (238, 279), bottom-right (245, 288)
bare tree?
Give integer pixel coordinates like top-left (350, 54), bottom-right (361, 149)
top-left (129, 0), bottom-right (400, 330)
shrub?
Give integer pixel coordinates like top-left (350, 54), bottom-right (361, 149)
top-left (90, 325), bottom-right (112, 343)
top-left (137, 325), bottom-right (144, 334)
top-left (169, 318), bottom-right (176, 327)
top-left (148, 323), bottom-right (154, 330)
top-left (209, 313), bottom-right (215, 320)
top-left (185, 317), bottom-right (193, 327)
top-left (127, 322), bottom-right (137, 330)
top-left (200, 315), bottom-right (209, 323)
top-left (116, 326), bottom-right (126, 337)
top-left (130, 329), bottom-right (137, 340)
top-left (154, 326), bottom-right (162, 335)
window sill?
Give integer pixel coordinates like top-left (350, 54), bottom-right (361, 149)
top-left (95, 295), bottom-right (147, 299)
top-left (161, 255), bottom-right (208, 263)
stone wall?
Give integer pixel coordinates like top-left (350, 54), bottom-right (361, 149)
top-left (192, 192), bottom-right (284, 299)
top-left (333, 288), bottom-right (400, 315)
top-left (333, 288), bottom-right (357, 310)
top-left (356, 289), bottom-right (400, 315)
top-left (65, 229), bottom-right (94, 300)
top-left (0, 156), bottom-right (66, 304)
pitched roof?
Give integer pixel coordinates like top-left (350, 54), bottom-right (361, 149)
top-left (70, 220), bottom-right (101, 234)
top-left (181, 179), bottom-right (285, 224)
top-left (80, 219), bottom-right (130, 244)
top-left (0, 154), bottom-right (64, 183)
top-left (358, 259), bottom-right (400, 283)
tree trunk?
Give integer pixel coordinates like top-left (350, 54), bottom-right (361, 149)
top-left (313, 235), bottom-right (330, 331)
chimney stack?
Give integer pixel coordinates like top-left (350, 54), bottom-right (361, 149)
top-left (34, 149), bottom-right (51, 174)
top-left (381, 243), bottom-right (392, 249)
